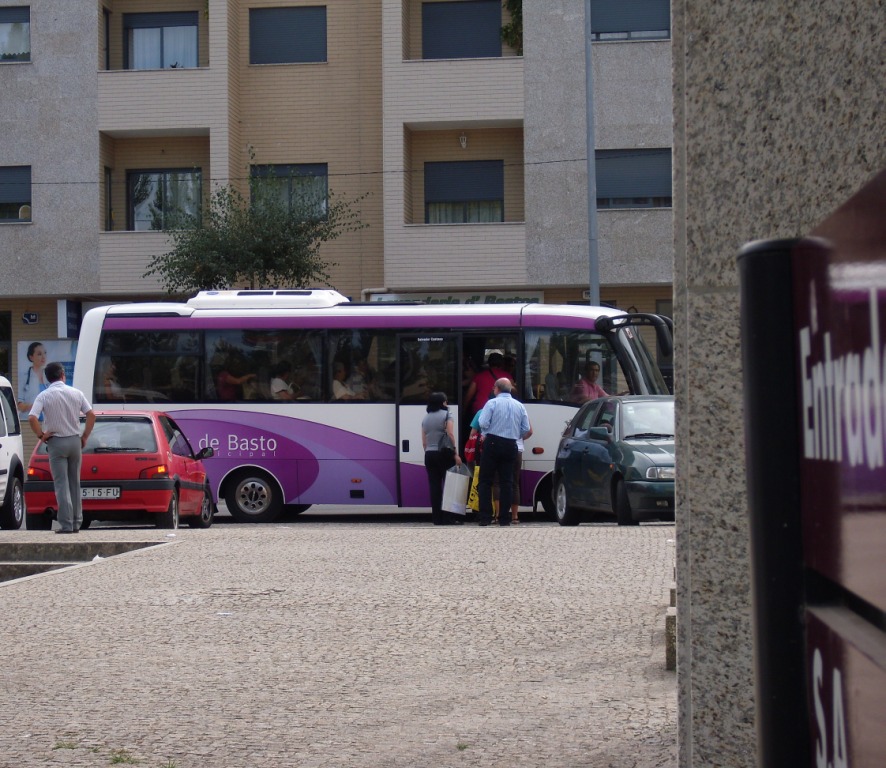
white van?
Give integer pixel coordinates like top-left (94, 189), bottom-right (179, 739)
top-left (0, 375), bottom-right (25, 529)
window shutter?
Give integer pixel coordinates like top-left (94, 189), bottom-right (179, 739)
top-left (591, 0), bottom-right (670, 35)
top-left (0, 166), bottom-right (30, 204)
top-left (422, 0), bottom-right (501, 60)
top-left (0, 6), bottom-right (29, 24)
top-left (425, 161), bottom-right (504, 203)
top-left (596, 150), bottom-right (671, 198)
top-left (123, 12), bottom-right (198, 29)
top-left (250, 7), bottom-right (327, 65)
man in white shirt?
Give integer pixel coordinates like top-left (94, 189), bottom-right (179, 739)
top-left (28, 362), bottom-right (95, 533)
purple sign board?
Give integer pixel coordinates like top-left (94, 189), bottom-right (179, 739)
top-left (793, 234), bottom-right (886, 609)
top-left (792, 173), bottom-right (886, 766)
top-left (740, 169), bottom-right (886, 766)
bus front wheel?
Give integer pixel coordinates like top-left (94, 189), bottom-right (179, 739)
top-left (225, 471), bottom-right (283, 524)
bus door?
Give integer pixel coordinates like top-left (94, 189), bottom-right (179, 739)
top-left (396, 333), bottom-right (462, 507)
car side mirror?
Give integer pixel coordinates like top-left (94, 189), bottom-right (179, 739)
top-left (588, 427), bottom-right (611, 441)
top-left (196, 446), bottom-right (215, 460)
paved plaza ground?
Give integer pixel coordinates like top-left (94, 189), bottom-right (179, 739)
top-left (1, 510), bottom-right (677, 767)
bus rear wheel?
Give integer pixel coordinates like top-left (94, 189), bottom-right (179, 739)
top-left (225, 471), bottom-right (283, 524)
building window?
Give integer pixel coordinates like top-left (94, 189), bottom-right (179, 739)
top-left (251, 164), bottom-right (329, 220)
top-left (596, 149), bottom-right (672, 209)
top-left (424, 160), bottom-right (504, 223)
top-left (0, 6), bottom-right (29, 62)
top-left (127, 169), bottom-right (202, 231)
top-left (591, 0), bottom-right (670, 41)
top-left (249, 7), bottom-right (327, 65)
top-left (124, 12), bottom-right (198, 70)
top-left (0, 165), bottom-right (31, 222)
top-left (422, 0), bottom-right (501, 60)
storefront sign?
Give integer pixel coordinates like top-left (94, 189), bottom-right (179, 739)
top-left (369, 291), bottom-right (542, 305)
top-left (57, 300), bottom-right (82, 339)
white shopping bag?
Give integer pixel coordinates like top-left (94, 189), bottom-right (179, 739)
top-left (441, 464), bottom-right (471, 515)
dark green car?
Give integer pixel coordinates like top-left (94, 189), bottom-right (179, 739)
top-left (552, 395), bottom-right (675, 526)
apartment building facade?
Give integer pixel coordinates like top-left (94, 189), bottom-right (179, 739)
top-left (1, 0), bottom-right (673, 388)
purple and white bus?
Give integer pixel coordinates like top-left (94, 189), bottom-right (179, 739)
top-left (73, 290), bottom-right (672, 522)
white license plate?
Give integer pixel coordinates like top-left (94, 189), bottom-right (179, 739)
top-left (82, 487), bottom-right (121, 499)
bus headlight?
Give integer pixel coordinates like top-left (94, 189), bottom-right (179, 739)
top-left (646, 466), bottom-right (676, 480)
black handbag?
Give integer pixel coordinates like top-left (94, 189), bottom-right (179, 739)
top-left (438, 431), bottom-right (456, 454)
top-left (437, 414), bottom-right (456, 455)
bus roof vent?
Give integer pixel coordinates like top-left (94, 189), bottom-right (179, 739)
top-left (187, 289), bottom-right (350, 309)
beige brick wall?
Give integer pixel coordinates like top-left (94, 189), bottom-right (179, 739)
top-left (400, 0), bottom-right (410, 60)
top-left (223, 0), bottom-right (244, 190)
top-left (99, 231), bottom-right (170, 294)
top-left (235, 0), bottom-right (384, 297)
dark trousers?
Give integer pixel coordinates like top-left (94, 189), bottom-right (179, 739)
top-left (425, 450), bottom-right (456, 524)
top-left (478, 435), bottom-right (517, 525)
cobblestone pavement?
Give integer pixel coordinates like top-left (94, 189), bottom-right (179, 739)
top-left (0, 513), bottom-right (677, 768)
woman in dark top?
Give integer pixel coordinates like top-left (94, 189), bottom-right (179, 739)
top-left (421, 391), bottom-right (463, 525)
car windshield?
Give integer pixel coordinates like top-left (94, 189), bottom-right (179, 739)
top-left (86, 418), bottom-right (158, 453)
top-left (38, 417), bottom-right (158, 454)
top-left (622, 401), bottom-right (674, 439)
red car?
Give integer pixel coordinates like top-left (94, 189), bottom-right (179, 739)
top-left (24, 410), bottom-right (215, 530)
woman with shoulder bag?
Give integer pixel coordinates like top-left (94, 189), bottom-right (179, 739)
top-left (421, 391), bottom-right (463, 525)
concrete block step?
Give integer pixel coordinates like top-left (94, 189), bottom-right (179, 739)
top-left (0, 541), bottom-right (163, 583)
top-left (665, 607), bottom-right (677, 671)
top-left (0, 562), bottom-right (82, 580)
top-left (0, 541), bottom-right (159, 563)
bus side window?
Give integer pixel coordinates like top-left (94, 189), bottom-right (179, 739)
top-left (525, 330), bottom-right (568, 401)
top-left (328, 330), bottom-right (395, 403)
top-left (273, 329), bottom-right (323, 402)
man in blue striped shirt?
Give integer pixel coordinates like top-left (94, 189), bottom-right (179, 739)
top-left (477, 378), bottom-right (532, 526)
top-left (28, 362), bottom-right (95, 533)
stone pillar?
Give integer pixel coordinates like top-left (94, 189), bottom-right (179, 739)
top-left (672, 1), bottom-right (884, 765)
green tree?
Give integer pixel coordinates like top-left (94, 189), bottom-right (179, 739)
top-left (501, 0), bottom-right (523, 55)
top-left (144, 169), bottom-right (365, 294)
